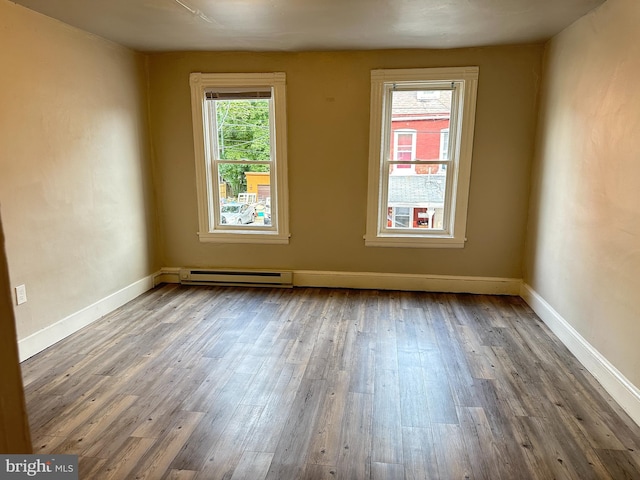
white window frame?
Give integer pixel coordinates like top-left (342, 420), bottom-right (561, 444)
top-left (364, 67), bottom-right (479, 248)
top-left (189, 72), bottom-right (290, 244)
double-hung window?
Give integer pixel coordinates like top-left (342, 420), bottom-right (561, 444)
top-left (189, 72), bottom-right (290, 244)
top-left (365, 67), bottom-right (479, 248)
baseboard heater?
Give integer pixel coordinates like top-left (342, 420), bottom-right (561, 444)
top-left (179, 268), bottom-right (293, 287)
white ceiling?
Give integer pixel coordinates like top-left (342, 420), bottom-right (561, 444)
top-left (11, 0), bottom-right (605, 52)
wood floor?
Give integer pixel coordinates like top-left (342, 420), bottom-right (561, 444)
top-left (21, 285), bottom-right (640, 479)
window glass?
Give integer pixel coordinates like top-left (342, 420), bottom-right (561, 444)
top-left (387, 88), bottom-right (452, 231)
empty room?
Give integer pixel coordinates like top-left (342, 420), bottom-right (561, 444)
top-left (1, 0), bottom-right (639, 478)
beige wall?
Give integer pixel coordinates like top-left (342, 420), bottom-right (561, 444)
top-left (148, 47), bottom-right (542, 277)
top-left (524, 0), bottom-right (640, 386)
top-left (0, 1), bottom-right (157, 340)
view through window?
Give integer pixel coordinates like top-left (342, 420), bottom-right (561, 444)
top-left (387, 88), bottom-right (453, 231)
top-left (208, 94), bottom-right (273, 227)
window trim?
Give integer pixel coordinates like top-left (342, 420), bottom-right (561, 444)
top-left (364, 67), bottom-right (479, 248)
top-left (189, 72), bottom-right (290, 244)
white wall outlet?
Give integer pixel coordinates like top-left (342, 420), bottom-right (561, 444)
top-left (15, 284), bottom-right (27, 305)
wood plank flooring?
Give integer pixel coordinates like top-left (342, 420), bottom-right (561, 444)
top-left (21, 285), bottom-right (640, 479)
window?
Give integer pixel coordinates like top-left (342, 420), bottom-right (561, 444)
top-left (189, 72), bottom-right (290, 244)
top-left (390, 206), bottom-right (411, 228)
top-left (365, 67), bottom-right (479, 248)
top-left (392, 129), bottom-right (416, 174)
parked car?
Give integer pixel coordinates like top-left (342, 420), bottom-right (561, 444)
top-left (220, 203), bottom-right (255, 224)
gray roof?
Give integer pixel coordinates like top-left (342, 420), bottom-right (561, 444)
top-left (392, 90), bottom-right (451, 117)
top-left (388, 174), bottom-right (446, 206)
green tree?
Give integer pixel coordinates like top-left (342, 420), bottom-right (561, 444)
top-left (216, 99), bottom-right (270, 198)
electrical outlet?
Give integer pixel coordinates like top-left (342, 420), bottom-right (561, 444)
top-left (15, 284), bottom-right (27, 305)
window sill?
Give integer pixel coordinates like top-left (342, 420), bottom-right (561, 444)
top-left (198, 231), bottom-right (290, 245)
top-left (364, 234), bottom-right (465, 248)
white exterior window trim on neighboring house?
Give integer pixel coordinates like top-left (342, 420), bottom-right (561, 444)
top-left (439, 127), bottom-right (450, 161)
top-left (189, 72), bottom-right (290, 244)
top-left (392, 129), bottom-right (417, 174)
top-left (364, 66), bottom-right (479, 248)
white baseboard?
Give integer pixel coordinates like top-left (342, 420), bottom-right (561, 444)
top-left (157, 267), bottom-right (522, 295)
top-left (18, 273), bottom-right (157, 362)
top-left (293, 270), bottom-right (521, 294)
top-left (153, 267), bottom-right (180, 286)
top-left (520, 283), bottom-right (640, 427)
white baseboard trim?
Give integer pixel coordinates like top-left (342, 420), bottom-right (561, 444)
top-left (153, 267), bottom-right (180, 286)
top-left (520, 283), bottom-right (640, 427)
top-left (18, 273), bottom-right (157, 362)
top-left (293, 270), bottom-right (521, 294)
top-left (156, 267), bottom-right (521, 295)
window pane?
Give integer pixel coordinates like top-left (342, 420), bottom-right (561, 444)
top-left (396, 133), bottom-right (413, 147)
top-left (386, 165), bottom-right (447, 230)
top-left (217, 163), bottom-right (272, 227)
top-left (214, 99), bottom-right (271, 161)
top-left (386, 89), bottom-right (451, 230)
top-left (391, 90), bottom-right (452, 162)
top-left (394, 207), bottom-right (411, 228)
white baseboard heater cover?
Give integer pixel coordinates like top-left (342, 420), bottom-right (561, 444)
top-left (179, 268), bottom-right (293, 287)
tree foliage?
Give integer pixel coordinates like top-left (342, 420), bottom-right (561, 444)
top-left (215, 99), bottom-right (270, 198)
